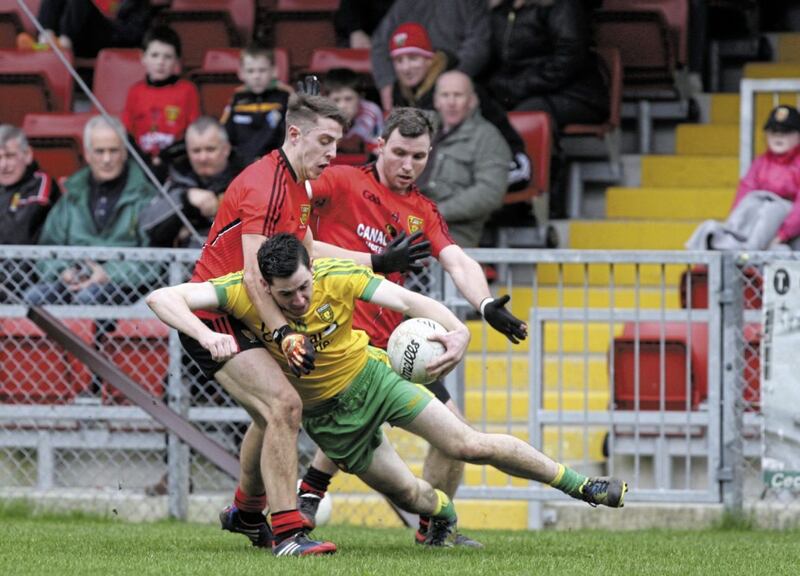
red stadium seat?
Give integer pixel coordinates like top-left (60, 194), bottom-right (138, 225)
top-left (0, 318), bottom-right (94, 404)
top-left (506, 111), bottom-right (552, 204)
top-left (0, 49), bottom-right (73, 124)
top-left (601, 0), bottom-right (688, 66)
top-left (172, 0), bottom-right (255, 42)
top-left (93, 48), bottom-right (145, 116)
top-left (272, 0), bottom-right (339, 71)
top-left (101, 319), bottom-right (169, 405)
top-left (0, 12), bottom-right (22, 48)
top-left (23, 112), bottom-right (93, 179)
top-left (308, 48), bottom-right (371, 74)
top-left (563, 47), bottom-right (622, 141)
top-left (159, 7), bottom-right (242, 70)
top-left (0, 0), bottom-right (41, 36)
top-left (679, 265), bottom-right (762, 310)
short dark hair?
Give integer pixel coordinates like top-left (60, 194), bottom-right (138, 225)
top-left (241, 43), bottom-right (274, 65)
top-left (143, 25), bottom-right (182, 57)
top-left (381, 107), bottom-right (437, 141)
top-left (323, 68), bottom-right (361, 94)
top-left (257, 233), bottom-right (310, 284)
top-left (286, 93), bottom-right (348, 131)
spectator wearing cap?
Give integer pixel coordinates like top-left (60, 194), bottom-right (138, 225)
top-left (370, 0), bottom-right (490, 111)
top-left (686, 105), bottom-right (800, 251)
top-left (387, 22), bottom-right (532, 200)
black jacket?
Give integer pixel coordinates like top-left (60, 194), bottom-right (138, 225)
top-left (222, 85), bottom-right (291, 166)
top-left (486, 0), bottom-right (608, 114)
top-left (0, 162), bottom-right (60, 245)
top-left (139, 152), bottom-right (245, 248)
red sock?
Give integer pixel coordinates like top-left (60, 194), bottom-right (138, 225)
top-left (271, 509), bottom-right (305, 543)
top-left (234, 486), bottom-right (266, 513)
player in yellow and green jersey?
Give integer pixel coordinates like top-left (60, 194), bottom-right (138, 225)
top-left (146, 233), bottom-right (628, 548)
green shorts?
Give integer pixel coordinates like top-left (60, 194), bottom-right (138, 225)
top-left (301, 348), bottom-right (434, 475)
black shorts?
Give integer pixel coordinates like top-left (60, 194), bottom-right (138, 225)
top-left (425, 379), bottom-right (451, 404)
top-left (179, 313), bottom-right (265, 379)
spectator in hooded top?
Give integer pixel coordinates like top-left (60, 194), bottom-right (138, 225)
top-left (140, 116), bottom-right (245, 248)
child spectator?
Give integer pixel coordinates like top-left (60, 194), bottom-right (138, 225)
top-left (686, 105), bottom-right (800, 251)
top-left (323, 68), bottom-right (383, 155)
top-left (122, 25), bottom-right (200, 168)
top-left (220, 45), bottom-right (292, 165)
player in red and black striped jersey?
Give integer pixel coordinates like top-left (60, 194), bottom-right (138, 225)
top-left (302, 107), bottom-right (528, 547)
top-left (183, 93), bottom-right (429, 557)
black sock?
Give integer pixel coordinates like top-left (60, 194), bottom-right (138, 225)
top-left (238, 509), bottom-right (266, 525)
top-left (301, 465), bottom-right (332, 495)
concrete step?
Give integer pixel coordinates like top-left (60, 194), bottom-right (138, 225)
top-left (536, 262), bottom-right (688, 287)
top-left (606, 187), bottom-right (733, 220)
top-left (497, 284), bottom-right (684, 314)
top-left (640, 155), bottom-right (739, 188)
top-left (776, 32), bottom-right (800, 62)
top-left (569, 220), bottom-right (699, 250)
top-left (467, 321), bottom-right (622, 354)
top-left (709, 93), bottom-right (740, 124)
top-left (675, 123), bottom-right (739, 156)
top-left (465, 355), bottom-right (608, 391)
top-left (743, 61), bottom-right (800, 78)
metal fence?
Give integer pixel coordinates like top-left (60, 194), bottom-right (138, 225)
top-left (0, 246), bottom-right (793, 528)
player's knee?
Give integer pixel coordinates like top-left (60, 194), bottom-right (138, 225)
top-left (263, 385), bottom-right (302, 428)
top-left (447, 433), bottom-right (490, 463)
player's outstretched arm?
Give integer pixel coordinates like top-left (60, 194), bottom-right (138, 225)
top-left (146, 283), bottom-right (237, 361)
top-left (313, 231), bottom-right (431, 274)
top-left (368, 279), bottom-right (470, 378)
top-left (439, 244), bottom-right (528, 343)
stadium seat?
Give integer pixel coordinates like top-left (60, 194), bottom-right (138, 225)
top-left (159, 6), bottom-right (243, 70)
top-left (612, 322), bottom-right (709, 411)
top-left (92, 48), bottom-right (145, 116)
top-left (594, 10), bottom-right (675, 96)
top-left (563, 46), bottom-right (623, 218)
top-left (601, 0), bottom-right (688, 66)
top-left (0, 318), bottom-right (94, 404)
top-left (190, 47), bottom-right (289, 117)
top-left (271, 0), bottom-right (338, 71)
top-left (0, 49), bottom-right (74, 124)
top-left (171, 0), bottom-right (255, 42)
top-left (0, 0), bottom-right (41, 37)
top-left (0, 11), bottom-right (21, 48)
top-left (506, 111), bottom-right (552, 204)
top-left (679, 265), bottom-right (762, 310)
top-left (308, 48), bottom-right (371, 75)
top-left (101, 319), bottom-right (169, 405)
top-left (22, 112), bottom-right (92, 180)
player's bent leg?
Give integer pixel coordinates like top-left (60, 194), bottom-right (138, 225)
top-left (298, 449), bottom-right (340, 529)
top-left (402, 400), bottom-right (628, 509)
top-left (358, 437), bottom-right (457, 547)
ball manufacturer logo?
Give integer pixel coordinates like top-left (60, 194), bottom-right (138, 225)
top-left (401, 338), bottom-right (421, 380)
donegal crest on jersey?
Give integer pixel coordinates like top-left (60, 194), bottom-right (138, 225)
top-left (210, 258), bottom-right (383, 407)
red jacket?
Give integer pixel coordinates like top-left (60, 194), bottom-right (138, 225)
top-left (733, 145), bottom-right (800, 241)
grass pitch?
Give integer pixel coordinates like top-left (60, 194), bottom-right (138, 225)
top-left (1, 504), bottom-right (799, 576)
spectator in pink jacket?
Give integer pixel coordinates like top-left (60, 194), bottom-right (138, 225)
top-left (686, 105), bottom-right (800, 251)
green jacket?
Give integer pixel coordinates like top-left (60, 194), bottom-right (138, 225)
top-left (37, 162), bottom-right (158, 285)
top-left (420, 110), bottom-right (511, 247)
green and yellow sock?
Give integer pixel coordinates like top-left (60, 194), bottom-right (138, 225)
top-left (432, 489), bottom-right (456, 520)
top-left (549, 464), bottom-right (588, 498)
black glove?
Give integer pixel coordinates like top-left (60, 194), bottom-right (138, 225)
top-left (371, 231), bottom-right (431, 274)
top-left (272, 324), bottom-right (316, 376)
top-left (296, 75), bottom-right (320, 96)
top-left (481, 295), bottom-right (528, 344)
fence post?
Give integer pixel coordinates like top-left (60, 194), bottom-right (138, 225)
top-left (167, 258), bottom-right (191, 520)
top-left (720, 253), bottom-right (744, 513)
